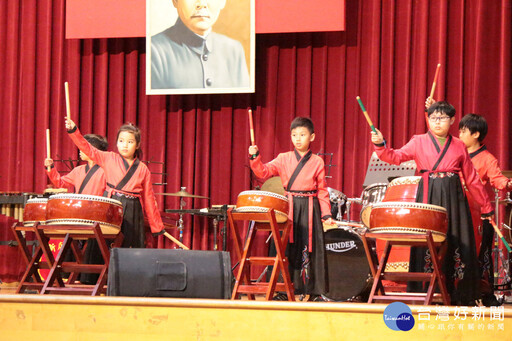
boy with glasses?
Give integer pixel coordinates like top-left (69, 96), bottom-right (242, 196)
top-left (370, 101), bottom-right (493, 306)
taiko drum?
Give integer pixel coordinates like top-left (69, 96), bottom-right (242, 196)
top-left (45, 194), bottom-right (123, 235)
top-left (235, 190), bottom-right (289, 223)
top-left (374, 177), bottom-right (422, 286)
top-left (382, 176), bottom-right (421, 202)
top-left (23, 198), bottom-right (48, 226)
top-left (360, 183), bottom-right (388, 228)
top-left (369, 201), bottom-right (448, 242)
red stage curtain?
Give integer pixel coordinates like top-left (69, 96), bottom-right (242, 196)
top-left (1, 0), bottom-right (510, 280)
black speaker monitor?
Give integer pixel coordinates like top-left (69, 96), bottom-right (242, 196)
top-left (107, 248), bottom-right (232, 299)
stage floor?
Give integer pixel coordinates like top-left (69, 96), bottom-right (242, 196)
top-left (0, 291), bottom-right (511, 340)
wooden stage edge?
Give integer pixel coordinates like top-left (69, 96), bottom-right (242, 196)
top-left (0, 295), bottom-right (511, 340)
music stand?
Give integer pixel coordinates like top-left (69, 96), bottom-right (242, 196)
top-left (344, 153), bottom-right (416, 222)
top-left (363, 152), bottom-right (417, 187)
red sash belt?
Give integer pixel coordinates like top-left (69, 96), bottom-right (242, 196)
top-left (105, 184), bottom-right (140, 200)
top-left (420, 170), bottom-right (456, 203)
top-left (286, 189), bottom-right (317, 252)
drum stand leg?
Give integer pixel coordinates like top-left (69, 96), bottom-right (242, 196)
top-left (178, 198), bottom-right (185, 243)
top-left (336, 200), bottom-right (344, 221)
top-left (363, 231), bottom-right (450, 305)
top-left (345, 198), bottom-right (362, 222)
top-left (492, 190), bottom-right (511, 291)
top-left (493, 231), bottom-right (511, 291)
top-left (228, 208), bottom-right (295, 301)
top-left (345, 200), bottom-right (352, 221)
top-left (230, 220), bottom-right (256, 272)
top-left (11, 222), bottom-right (45, 293)
top-left (493, 189), bottom-right (502, 289)
top-left (38, 223), bottom-right (123, 296)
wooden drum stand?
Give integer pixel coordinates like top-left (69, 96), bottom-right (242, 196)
top-left (11, 221), bottom-right (123, 296)
top-left (228, 207), bottom-right (295, 301)
top-left (362, 201), bottom-right (451, 305)
top-left (362, 230), bottom-right (450, 305)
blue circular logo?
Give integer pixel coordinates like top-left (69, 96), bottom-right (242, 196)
top-left (383, 302), bottom-right (415, 331)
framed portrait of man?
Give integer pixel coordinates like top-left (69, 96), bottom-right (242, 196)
top-left (146, 0), bottom-right (255, 95)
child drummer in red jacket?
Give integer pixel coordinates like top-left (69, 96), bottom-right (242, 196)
top-left (65, 118), bottom-right (165, 248)
top-left (459, 113), bottom-right (512, 306)
top-left (372, 101), bottom-right (493, 305)
top-left (44, 133), bottom-right (108, 284)
top-left (44, 134), bottom-right (108, 196)
top-left (249, 117), bottom-right (333, 301)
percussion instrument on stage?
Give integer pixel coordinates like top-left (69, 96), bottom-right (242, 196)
top-left (22, 198), bottom-right (48, 226)
top-left (164, 205), bottom-right (233, 251)
top-left (261, 176), bottom-right (285, 196)
top-left (370, 176), bottom-right (420, 274)
top-left (360, 183), bottom-right (387, 227)
top-left (322, 224), bottom-right (371, 301)
top-left (367, 176), bottom-right (420, 278)
top-left (382, 176), bottom-right (420, 202)
top-left (234, 190), bottom-right (288, 223)
top-left (369, 202), bottom-right (448, 242)
top-left (361, 183), bottom-right (388, 206)
top-left (45, 194), bottom-right (123, 235)
top-left (1, 192), bottom-right (41, 222)
top-left (155, 189), bottom-right (209, 199)
top-left (22, 197), bottom-right (59, 282)
top-left (328, 187), bottom-right (347, 221)
top-left (507, 204), bottom-right (512, 244)
top-left (157, 187), bottom-right (209, 245)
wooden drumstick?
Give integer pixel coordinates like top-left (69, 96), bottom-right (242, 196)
top-left (46, 129), bottom-right (51, 171)
top-left (357, 96), bottom-right (385, 147)
top-left (425, 64), bottom-right (441, 126)
top-left (356, 96), bottom-right (377, 134)
top-left (490, 219), bottom-right (512, 253)
top-left (428, 63), bottom-right (441, 100)
top-left (64, 81), bottom-right (71, 120)
top-left (248, 108), bottom-right (255, 145)
top-left (333, 220), bottom-right (364, 228)
top-left (164, 231), bottom-right (190, 250)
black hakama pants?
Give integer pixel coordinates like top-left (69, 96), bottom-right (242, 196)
top-left (112, 194), bottom-right (145, 248)
top-left (287, 196), bottom-right (328, 296)
top-left (78, 239), bottom-right (102, 284)
top-left (409, 174), bottom-right (481, 304)
top-left (478, 219), bottom-right (495, 290)
top-left (81, 194), bottom-right (144, 283)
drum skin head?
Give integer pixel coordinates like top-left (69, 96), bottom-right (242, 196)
top-left (360, 205), bottom-right (372, 228)
top-left (260, 176), bottom-right (285, 196)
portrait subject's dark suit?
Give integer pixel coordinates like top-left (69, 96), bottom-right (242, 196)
top-left (151, 18), bottom-right (249, 89)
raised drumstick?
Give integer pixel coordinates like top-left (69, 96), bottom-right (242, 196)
top-left (248, 108), bottom-right (255, 145)
top-left (425, 64), bottom-right (441, 126)
top-left (64, 82), bottom-right (71, 120)
top-left (429, 63), bottom-right (441, 100)
top-left (357, 96), bottom-right (386, 147)
top-left (356, 96), bottom-right (377, 134)
top-left (46, 129), bottom-right (51, 171)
